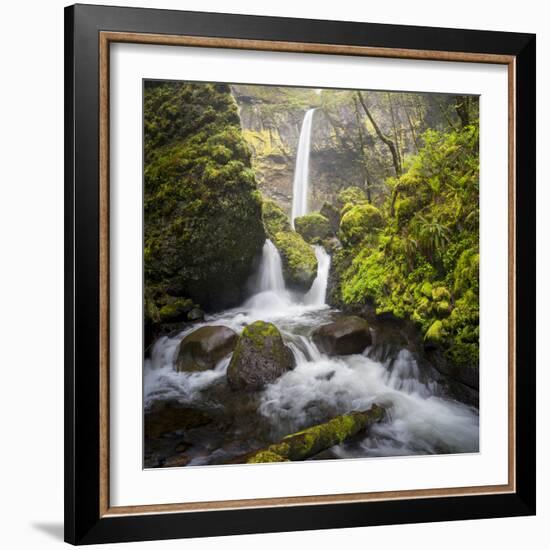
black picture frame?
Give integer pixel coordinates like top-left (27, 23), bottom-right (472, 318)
top-left (65, 3), bottom-right (536, 545)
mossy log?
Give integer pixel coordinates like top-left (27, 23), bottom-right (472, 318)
top-left (244, 404), bottom-right (385, 463)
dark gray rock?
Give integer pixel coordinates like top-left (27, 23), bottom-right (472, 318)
top-left (312, 316), bottom-right (372, 356)
top-left (227, 321), bottom-right (295, 391)
top-left (176, 325), bottom-right (237, 372)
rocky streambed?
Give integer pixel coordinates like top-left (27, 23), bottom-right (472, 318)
top-left (144, 283), bottom-right (479, 469)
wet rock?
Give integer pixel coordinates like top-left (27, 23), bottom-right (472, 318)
top-left (320, 202), bottom-right (341, 234)
top-left (272, 231), bottom-right (318, 292)
top-left (227, 321), bottom-right (295, 391)
top-left (144, 401), bottom-right (212, 438)
top-left (312, 315), bottom-right (372, 356)
top-left (176, 325), bottom-right (237, 372)
top-left (187, 307), bottom-right (205, 321)
top-left (294, 212), bottom-right (332, 244)
top-left (162, 454), bottom-right (191, 468)
top-left (158, 297), bottom-right (194, 323)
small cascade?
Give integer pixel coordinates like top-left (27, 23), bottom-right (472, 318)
top-left (291, 108), bottom-right (316, 227)
top-left (257, 239), bottom-right (286, 293)
top-left (304, 245), bottom-right (331, 306)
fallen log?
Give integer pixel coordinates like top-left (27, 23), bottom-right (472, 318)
top-left (243, 404), bottom-right (386, 464)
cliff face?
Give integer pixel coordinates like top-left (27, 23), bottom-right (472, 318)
top-left (232, 85), bottom-right (366, 214)
top-left (144, 81), bottom-right (266, 313)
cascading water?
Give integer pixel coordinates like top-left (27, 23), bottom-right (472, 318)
top-left (257, 239), bottom-right (286, 293)
top-left (144, 104), bottom-right (479, 469)
top-left (291, 108), bottom-right (316, 227)
top-left (304, 245), bottom-right (331, 306)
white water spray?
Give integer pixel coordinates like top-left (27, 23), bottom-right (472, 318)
top-left (291, 108), bottom-right (316, 227)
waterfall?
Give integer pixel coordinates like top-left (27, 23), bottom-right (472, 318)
top-left (291, 109), bottom-right (316, 227)
top-left (257, 239), bottom-right (286, 293)
top-left (304, 245), bottom-right (331, 306)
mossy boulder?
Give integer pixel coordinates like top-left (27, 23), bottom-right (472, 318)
top-left (336, 186), bottom-right (367, 209)
top-left (294, 212), bottom-right (332, 244)
top-left (227, 321), bottom-right (295, 391)
top-left (144, 81), bottom-right (266, 311)
top-left (272, 231), bottom-right (318, 291)
top-left (339, 203), bottom-right (384, 247)
top-left (176, 325), bottom-right (238, 372)
top-left (312, 316), bottom-right (372, 356)
top-left (262, 198), bottom-right (291, 239)
top-left (158, 297), bottom-right (195, 323)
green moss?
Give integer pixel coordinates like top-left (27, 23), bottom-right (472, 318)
top-left (339, 204), bottom-right (384, 247)
top-left (246, 450), bottom-right (288, 463)
top-left (394, 196), bottom-right (417, 227)
top-left (333, 125), bottom-right (479, 380)
top-left (158, 297), bottom-right (194, 323)
top-left (419, 281), bottom-right (433, 298)
top-left (337, 186), bottom-right (368, 208)
top-left (453, 248), bottom-right (479, 295)
top-left (272, 231), bottom-right (318, 291)
top-left (144, 81), bottom-right (266, 311)
top-left (262, 199), bottom-right (291, 238)
top-left (244, 405), bottom-right (385, 463)
top-left (432, 286), bottom-right (451, 302)
top-left (425, 320), bottom-right (445, 343)
top-left (241, 321), bottom-right (280, 349)
top-left (294, 212), bottom-right (332, 244)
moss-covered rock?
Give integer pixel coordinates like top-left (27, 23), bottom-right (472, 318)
top-left (294, 212), bottom-right (332, 244)
top-left (272, 231), bottom-right (318, 291)
top-left (144, 81), bottom-right (266, 311)
top-left (336, 186), bottom-right (368, 209)
top-left (339, 203), bottom-right (384, 246)
top-left (262, 198), bottom-right (291, 238)
top-left (158, 297), bottom-right (195, 323)
top-left (227, 321), bottom-right (296, 391)
top-left (176, 325), bottom-right (238, 372)
top-left (312, 316), bottom-right (372, 356)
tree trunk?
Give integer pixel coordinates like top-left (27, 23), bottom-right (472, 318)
top-left (352, 94), bottom-right (373, 202)
top-left (241, 404), bottom-right (386, 463)
top-left (357, 92), bottom-right (402, 177)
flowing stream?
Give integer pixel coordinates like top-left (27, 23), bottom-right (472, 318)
top-left (144, 238), bottom-right (478, 466)
top-left (144, 108), bottom-right (479, 468)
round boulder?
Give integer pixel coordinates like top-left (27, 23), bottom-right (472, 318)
top-left (175, 325), bottom-right (238, 372)
top-left (312, 316), bottom-right (372, 356)
top-left (227, 321), bottom-right (295, 391)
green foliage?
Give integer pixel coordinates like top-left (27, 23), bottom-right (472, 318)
top-left (339, 204), bottom-right (384, 247)
top-left (336, 186), bottom-right (368, 208)
top-left (294, 212), bottom-right (332, 244)
top-left (337, 124), bottom-right (479, 372)
top-left (262, 199), bottom-right (291, 238)
top-left (144, 81), bottom-right (266, 311)
top-left (272, 231), bottom-right (318, 291)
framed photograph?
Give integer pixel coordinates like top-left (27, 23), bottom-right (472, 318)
top-left (64, 3), bottom-right (536, 545)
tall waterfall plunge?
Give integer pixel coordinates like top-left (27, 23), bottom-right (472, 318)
top-left (291, 108), bottom-right (316, 227)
